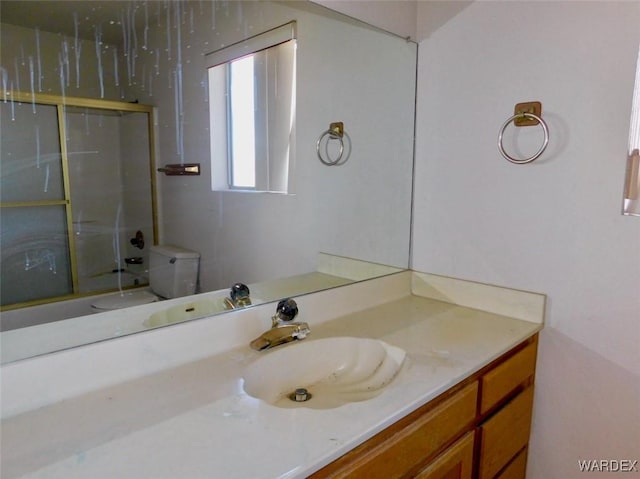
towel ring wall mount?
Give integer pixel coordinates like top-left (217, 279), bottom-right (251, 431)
top-left (497, 101), bottom-right (549, 164)
top-left (317, 121), bottom-right (351, 166)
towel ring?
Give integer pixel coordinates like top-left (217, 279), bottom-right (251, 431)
top-left (316, 122), bottom-right (351, 166)
top-left (498, 112), bottom-right (549, 164)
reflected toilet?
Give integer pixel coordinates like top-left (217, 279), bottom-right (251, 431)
top-left (91, 245), bottom-right (200, 312)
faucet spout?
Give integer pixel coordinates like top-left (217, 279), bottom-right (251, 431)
top-left (250, 322), bottom-right (311, 351)
top-left (250, 336), bottom-right (271, 351)
top-left (250, 299), bottom-right (310, 351)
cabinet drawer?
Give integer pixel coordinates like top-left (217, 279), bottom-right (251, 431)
top-left (495, 448), bottom-right (528, 479)
top-left (478, 386), bottom-right (534, 479)
top-left (312, 382), bottom-right (478, 479)
top-left (414, 432), bottom-right (474, 479)
top-left (480, 339), bottom-right (537, 414)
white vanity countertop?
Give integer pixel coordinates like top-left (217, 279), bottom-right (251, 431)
top-left (1, 272), bottom-right (544, 479)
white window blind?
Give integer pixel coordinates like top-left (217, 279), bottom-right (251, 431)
top-left (623, 44), bottom-right (640, 216)
top-left (207, 22), bottom-right (296, 194)
top-left (205, 22), bottom-right (296, 69)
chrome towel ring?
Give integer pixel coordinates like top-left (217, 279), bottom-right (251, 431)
top-left (317, 122), bottom-right (351, 166)
top-left (498, 112), bottom-right (549, 164)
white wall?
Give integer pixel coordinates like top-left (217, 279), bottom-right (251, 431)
top-left (414, 2), bottom-right (640, 477)
top-left (0, 23), bottom-right (121, 101)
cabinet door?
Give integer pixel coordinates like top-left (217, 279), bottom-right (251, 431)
top-left (415, 432), bottom-right (474, 479)
top-left (494, 448), bottom-right (528, 479)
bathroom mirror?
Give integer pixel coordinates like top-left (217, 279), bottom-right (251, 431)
top-left (0, 1), bottom-right (416, 362)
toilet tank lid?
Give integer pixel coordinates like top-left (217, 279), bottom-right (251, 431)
top-left (151, 245), bottom-right (200, 259)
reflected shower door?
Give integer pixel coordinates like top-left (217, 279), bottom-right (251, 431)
top-left (65, 106), bottom-right (154, 294)
top-left (1, 93), bottom-right (156, 308)
top-left (0, 101), bottom-right (74, 305)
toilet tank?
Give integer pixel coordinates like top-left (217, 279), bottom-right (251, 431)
top-left (149, 245), bottom-right (200, 299)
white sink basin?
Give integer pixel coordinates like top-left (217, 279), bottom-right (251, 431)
top-left (242, 337), bottom-right (406, 409)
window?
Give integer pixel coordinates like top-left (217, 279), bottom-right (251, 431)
top-left (229, 55), bottom-right (257, 188)
top-left (206, 22), bottom-right (296, 193)
top-left (623, 44), bottom-right (640, 216)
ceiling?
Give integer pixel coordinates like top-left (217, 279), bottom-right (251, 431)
top-left (1, 1), bottom-right (148, 46)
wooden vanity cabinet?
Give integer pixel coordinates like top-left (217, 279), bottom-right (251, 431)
top-left (414, 432), bottom-right (475, 479)
top-left (309, 335), bottom-right (538, 479)
top-left (477, 339), bottom-right (537, 479)
top-left (309, 381), bottom-right (478, 479)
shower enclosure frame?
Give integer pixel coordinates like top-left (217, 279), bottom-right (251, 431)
top-left (0, 91), bottom-right (158, 310)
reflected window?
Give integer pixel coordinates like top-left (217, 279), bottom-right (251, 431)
top-left (229, 55), bottom-right (257, 188)
top-left (207, 22), bottom-right (296, 194)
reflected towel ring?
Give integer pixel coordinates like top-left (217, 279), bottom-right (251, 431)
top-left (498, 112), bottom-right (549, 164)
top-left (317, 122), bottom-right (351, 166)
top-left (316, 129), bottom-right (344, 165)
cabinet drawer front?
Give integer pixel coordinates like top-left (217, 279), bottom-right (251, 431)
top-left (495, 448), bottom-right (528, 479)
top-left (414, 432), bottom-right (474, 479)
top-left (324, 382), bottom-right (478, 479)
top-left (479, 386), bottom-right (534, 479)
top-left (480, 339), bottom-right (537, 414)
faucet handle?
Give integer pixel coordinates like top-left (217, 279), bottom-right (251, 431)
top-left (230, 283), bottom-right (251, 306)
top-left (293, 322), bottom-right (310, 340)
top-left (274, 298), bottom-right (298, 323)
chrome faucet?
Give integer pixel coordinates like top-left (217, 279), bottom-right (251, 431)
top-left (224, 283), bottom-right (252, 310)
top-left (250, 298), bottom-right (310, 351)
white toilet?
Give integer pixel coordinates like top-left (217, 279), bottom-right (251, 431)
top-left (91, 245), bottom-right (200, 312)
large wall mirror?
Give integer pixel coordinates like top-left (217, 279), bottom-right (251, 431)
top-left (0, 0), bottom-right (417, 363)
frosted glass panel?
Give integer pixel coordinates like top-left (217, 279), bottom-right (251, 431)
top-left (0, 102), bottom-right (64, 202)
top-left (0, 206), bottom-right (72, 305)
top-left (65, 107), bottom-right (153, 294)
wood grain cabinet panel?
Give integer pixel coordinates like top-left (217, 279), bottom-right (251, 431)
top-left (495, 448), bottom-right (528, 479)
top-left (309, 382), bottom-right (478, 479)
top-left (478, 386), bottom-right (535, 479)
top-left (480, 340), bottom-right (537, 415)
top-left (414, 432), bottom-right (474, 479)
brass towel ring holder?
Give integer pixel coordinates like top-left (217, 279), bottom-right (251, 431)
top-left (498, 102), bottom-right (549, 164)
top-left (317, 122), bottom-right (351, 166)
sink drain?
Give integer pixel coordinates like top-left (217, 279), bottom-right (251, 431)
top-left (289, 388), bottom-right (312, 402)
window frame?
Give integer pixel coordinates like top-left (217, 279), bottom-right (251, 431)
top-left (206, 22), bottom-right (296, 194)
top-left (623, 44), bottom-right (640, 216)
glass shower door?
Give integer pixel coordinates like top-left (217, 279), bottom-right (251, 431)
top-left (64, 106), bottom-right (154, 294)
top-left (0, 101), bottom-right (74, 305)
top-left (1, 93), bottom-right (156, 309)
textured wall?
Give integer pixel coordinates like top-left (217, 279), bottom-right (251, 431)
top-left (414, 2), bottom-right (640, 476)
